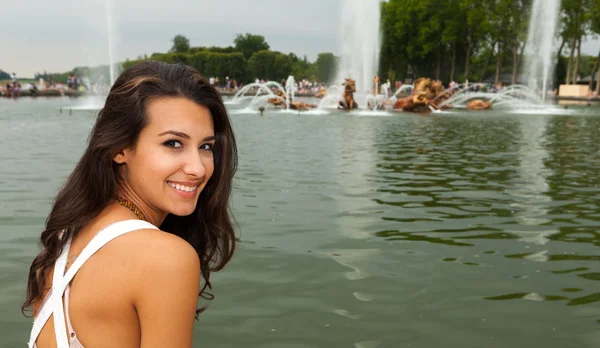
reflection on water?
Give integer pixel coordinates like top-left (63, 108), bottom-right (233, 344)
top-left (367, 113), bottom-right (600, 326)
top-left (1, 99), bottom-right (599, 347)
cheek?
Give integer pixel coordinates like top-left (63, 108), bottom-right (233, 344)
top-left (135, 151), bottom-right (181, 181)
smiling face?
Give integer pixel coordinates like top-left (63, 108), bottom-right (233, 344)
top-left (114, 97), bottom-right (216, 223)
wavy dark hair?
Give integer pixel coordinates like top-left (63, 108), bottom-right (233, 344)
top-left (23, 61), bottom-right (238, 316)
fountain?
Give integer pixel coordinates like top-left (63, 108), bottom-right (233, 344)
top-left (436, 0), bottom-right (562, 113)
top-left (389, 85), bottom-right (414, 102)
top-left (227, 81), bottom-right (288, 109)
top-left (522, 0), bottom-right (561, 101)
top-left (70, 0), bottom-right (119, 111)
top-left (285, 75), bottom-right (296, 110)
top-left (365, 78), bottom-right (390, 110)
top-left (227, 76), bottom-right (321, 112)
top-left (438, 0), bottom-right (562, 115)
top-left (438, 84), bottom-right (543, 109)
top-left (335, 0), bottom-right (381, 95)
top-left (209, 0), bottom-right (387, 114)
top-left (391, 0), bottom-right (563, 114)
top-left (105, 0), bottom-right (118, 86)
top-left (316, 85), bottom-right (344, 109)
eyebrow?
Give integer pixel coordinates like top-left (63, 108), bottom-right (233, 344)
top-left (158, 130), bottom-right (216, 141)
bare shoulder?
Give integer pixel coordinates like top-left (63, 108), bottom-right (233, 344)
top-left (116, 228), bottom-right (201, 275)
top-left (106, 229), bottom-right (201, 345)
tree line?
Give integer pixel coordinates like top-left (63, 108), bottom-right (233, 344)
top-left (380, 0), bottom-right (600, 89)
top-left (28, 34), bottom-right (339, 86)
top-left (26, 1), bottom-right (600, 89)
top-left (122, 33), bottom-right (339, 84)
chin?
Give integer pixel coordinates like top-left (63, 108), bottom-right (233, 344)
top-left (163, 198), bottom-right (197, 216)
top-left (170, 205), bottom-right (198, 217)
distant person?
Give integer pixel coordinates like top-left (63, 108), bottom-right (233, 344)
top-left (24, 61), bottom-right (238, 347)
top-left (3, 82), bottom-right (12, 97)
top-left (11, 72), bottom-right (17, 83)
top-left (67, 74), bottom-right (74, 90)
top-left (29, 83), bottom-right (38, 96)
top-left (12, 81), bottom-right (21, 98)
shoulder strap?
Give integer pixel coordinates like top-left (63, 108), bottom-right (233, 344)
top-left (51, 242), bottom-right (70, 347)
top-left (28, 220), bottom-right (158, 348)
top-left (60, 220), bottom-right (158, 288)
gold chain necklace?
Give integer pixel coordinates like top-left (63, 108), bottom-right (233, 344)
top-left (115, 196), bottom-right (147, 221)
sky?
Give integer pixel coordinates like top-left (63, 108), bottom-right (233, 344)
top-left (2, 0), bottom-right (600, 78)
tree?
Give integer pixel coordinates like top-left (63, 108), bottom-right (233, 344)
top-left (170, 35), bottom-right (190, 53)
top-left (314, 53), bottom-right (338, 84)
top-left (234, 33), bottom-right (270, 59)
top-left (380, 0), bottom-right (418, 81)
top-left (439, 0), bottom-right (466, 82)
top-left (589, 0), bottom-right (600, 93)
top-left (273, 53), bottom-right (294, 80)
top-left (509, 0), bottom-right (531, 85)
top-left (290, 54), bottom-right (315, 80)
top-left (488, 0), bottom-right (514, 85)
top-left (248, 50), bottom-right (276, 81)
top-left (561, 0), bottom-right (592, 84)
top-left (460, 0), bottom-right (489, 82)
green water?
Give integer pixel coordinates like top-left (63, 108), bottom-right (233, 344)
top-left (1, 97), bottom-right (599, 347)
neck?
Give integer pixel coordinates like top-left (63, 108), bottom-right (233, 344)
top-left (115, 185), bottom-right (165, 227)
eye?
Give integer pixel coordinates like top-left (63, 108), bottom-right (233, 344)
top-left (163, 139), bottom-right (183, 148)
top-left (200, 143), bottom-right (214, 151)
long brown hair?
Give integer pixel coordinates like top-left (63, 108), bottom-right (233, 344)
top-left (23, 61), bottom-right (238, 316)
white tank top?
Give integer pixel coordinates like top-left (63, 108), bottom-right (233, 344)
top-left (28, 220), bottom-right (158, 348)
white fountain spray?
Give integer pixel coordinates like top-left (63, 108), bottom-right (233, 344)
top-left (105, 0), bottom-right (118, 86)
top-left (285, 75), bottom-right (296, 110)
top-left (335, 0), bottom-right (381, 93)
top-left (71, 0), bottom-right (119, 110)
top-left (523, 0), bottom-right (561, 101)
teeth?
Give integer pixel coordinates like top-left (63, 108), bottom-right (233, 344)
top-left (168, 182), bottom-right (197, 192)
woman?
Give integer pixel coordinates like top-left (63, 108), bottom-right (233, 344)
top-left (24, 61), bottom-right (238, 347)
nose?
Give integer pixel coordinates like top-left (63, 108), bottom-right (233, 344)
top-left (183, 151), bottom-right (206, 179)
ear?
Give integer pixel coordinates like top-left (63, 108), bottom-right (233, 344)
top-left (113, 150), bottom-right (127, 164)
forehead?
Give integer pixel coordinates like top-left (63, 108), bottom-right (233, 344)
top-left (145, 97), bottom-right (214, 135)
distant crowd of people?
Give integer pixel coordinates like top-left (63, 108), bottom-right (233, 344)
top-left (204, 76), bottom-right (329, 95)
top-left (1, 73), bottom-right (23, 97)
top-left (4, 71), bottom-right (599, 99)
top-left (208, 76), bottom-right (239, 91)
top-left (0, 72), bottom-right (114, 98)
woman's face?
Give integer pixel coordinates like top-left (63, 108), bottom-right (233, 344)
top-left (116, 97), bottom-right (216, 221)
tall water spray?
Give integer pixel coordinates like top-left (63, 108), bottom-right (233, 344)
top-left (523, 0), bottom-right (561, 101)
top-left (73, 0), bottom-right (119, 109)
top-left (335, 0), bottom-right (381, 93)
top-left (105, 0), bottom-right (118, 86)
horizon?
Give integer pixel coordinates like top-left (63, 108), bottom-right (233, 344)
top-left (2, 0), bottom-right (600, 78)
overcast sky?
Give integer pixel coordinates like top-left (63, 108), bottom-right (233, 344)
top-left (3, 0), bottom-right (599, 77)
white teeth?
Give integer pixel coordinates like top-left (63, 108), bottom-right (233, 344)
top-left (168, 182), bottom-right (197, 192)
